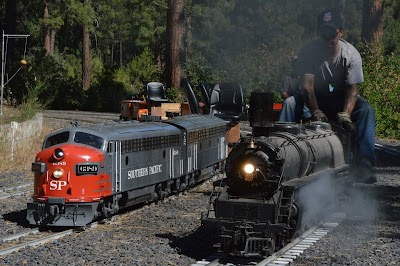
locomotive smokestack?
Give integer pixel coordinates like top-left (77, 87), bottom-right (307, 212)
top-left (249, 91), bottom-right (274, 127)
top-left (249, 92), bottom-right (274, 136)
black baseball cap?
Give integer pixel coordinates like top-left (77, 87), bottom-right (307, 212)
top-left (317, 10), bottom-right (343, 31)
top-left (317, 10), bottom-right (343, 40)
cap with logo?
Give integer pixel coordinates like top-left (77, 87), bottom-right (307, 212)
top-left (317, 10), bottom-right (343, 39)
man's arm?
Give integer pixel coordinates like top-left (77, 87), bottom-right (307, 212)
top-left (337, 83), bottom-right (358, 132)
top-left (302, 74), bottom-right (319, 113)
top-left (343, 84), bottom-right (358, 114)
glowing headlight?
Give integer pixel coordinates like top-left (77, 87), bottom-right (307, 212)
top-left (53, 168), bottom-right (63, 179)
top-left (243, 163), bottom-right (255, 174)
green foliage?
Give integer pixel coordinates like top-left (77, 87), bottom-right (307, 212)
top-left (360, 45), bottom-right (400, 139)
top-left (185, 51), bottom-right (218, 86)
top-left (383, 0), bottom-right (400, 55)
top-left (15, 81), bottom-right (45, 122)
top-left (113, 47), bottom-right (161, 98)
top-left (85, 66), bottom-right (125, 112)
top-left (166, 87), bottom-right (186, 103)
top-left (19, 49), bottom-right (83, 110)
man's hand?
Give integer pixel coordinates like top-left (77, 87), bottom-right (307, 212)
top-left (312, 109), bottom-right (328, 122)
top-left (337, 112), bottom-right (355, 132)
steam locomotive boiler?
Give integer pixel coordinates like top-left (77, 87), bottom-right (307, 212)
top-left (202, 92), bottom-right (353, 257)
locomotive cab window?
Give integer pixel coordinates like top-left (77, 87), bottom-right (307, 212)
top-left (74, 132), bottom-right (104, 150)
top-left (44, 131), bottom-right (70, 149)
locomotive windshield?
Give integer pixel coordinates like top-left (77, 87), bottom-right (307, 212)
top-left (44, 131), bottom-right (104, 150)
top-left (44, 131), bottom-right (70, 148)
top-left (74, 131), bottom-right (104, 149)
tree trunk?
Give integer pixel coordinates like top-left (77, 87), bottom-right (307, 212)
top-left (111, 42), bottom-right (114, 65)
top-left (5, 0), bottom-right (17, 103)
top-left (186, 15), bottom-right (192, 54)
top-left (154, 38), bottom-right (163, 71)
top-left (82, 23), bottom-right (91, 90)
top-left (120, 41), bottom-right (123, 66)
top-left (166, 0), bottom-right (185, 90)
top-left (50, 29), bottom-right (57, 54)
top-left (5, 0), bottom-right (16, 66)
top-left (362, 0), bottom-right (384, 44)
top-left (44, 2), bottom-right (51, 55)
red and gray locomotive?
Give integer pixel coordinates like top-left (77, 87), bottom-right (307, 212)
top-left (27, 81), bottom-right (244, 227)
top-left (202, 92), bottom-right (353, 257)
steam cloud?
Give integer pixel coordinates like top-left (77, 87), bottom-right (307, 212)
top-left (297, 172), bottom-right (378, 230)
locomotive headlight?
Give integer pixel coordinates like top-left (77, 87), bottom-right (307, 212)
top-left (53, 168), bottom-right (64, 179)
top-left (243, 163), bottom-right (255, 174)
top-left (242, 163), bottom-right (256, 182)
top-left (53, 148), bottom-right (65, 160)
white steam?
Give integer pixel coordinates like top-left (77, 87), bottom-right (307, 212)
top-left (296, 172), bottom-right (379, 230)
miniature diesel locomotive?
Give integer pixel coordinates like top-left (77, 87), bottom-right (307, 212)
top-left (28, 115), bottom-right (230, 226)
top-left (27, 80), bottom-right (244, 227)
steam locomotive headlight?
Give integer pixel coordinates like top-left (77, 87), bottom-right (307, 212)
top-left (53, 148), bottom-right (65, 160)
top-left (244, 163), bottom-right (255, 174)
top-left (53, 168), bottom-right (64, 179)
top-left (242, 163), bottom-right (256, 182)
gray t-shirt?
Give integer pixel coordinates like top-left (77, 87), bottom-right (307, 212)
top-left (295, 39), bottom-right (364, 98)
top-left (280, 75), bottom-right (301, 96)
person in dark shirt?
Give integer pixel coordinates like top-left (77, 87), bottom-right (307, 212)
top-left (280, 10), bottom-right (376, 184)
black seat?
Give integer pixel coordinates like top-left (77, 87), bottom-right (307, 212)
top-left (146, 82), bottom-right (169, 107)
top-left (209, 82), bottom-right (244, 126)
top-left (181, 79), bottom-right (200, 114)
top-left (198, 83), bottom-right (212, 114)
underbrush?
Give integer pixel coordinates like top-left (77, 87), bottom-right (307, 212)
top-left (0, 103), bottom-right (46, 172)
top-left (361, 46), bottom-right (400, 139)
top-left (0, 132), bottom-right (43, 172)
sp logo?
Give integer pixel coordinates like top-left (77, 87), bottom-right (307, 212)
top-left (50, 180), bottom-right (67, 190)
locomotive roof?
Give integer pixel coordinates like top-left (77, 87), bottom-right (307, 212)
top-left (46, 115), bottom-right (226, 142)
top-left (164, 114), bottom-right (226, 131)
top-left (55, 121), bottom-right (180, 141)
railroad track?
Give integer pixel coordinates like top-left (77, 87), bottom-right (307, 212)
top-left (0, 228), bottom-right (74, 256)
top-left (374, 143), bottom-right (400, 157)
top-left (42, 110), bottom-right (121, 124)
top-left (0, 222), bottom-right (102, 257)
top-left (0, 183), bottom-right (32, 199)
top-left (191, 213), bottom-right (346, 266)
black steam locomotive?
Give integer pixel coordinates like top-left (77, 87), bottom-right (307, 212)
top-left (202, 92), bottom-right (353, 257)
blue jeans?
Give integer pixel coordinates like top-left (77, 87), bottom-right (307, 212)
top-left (279, 95), bottom-right (376, 165)
top-left (279, 94), bottom-right (311, 122)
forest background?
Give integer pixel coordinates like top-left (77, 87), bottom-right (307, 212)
top-left (0, 0), bottom-right (398, 138)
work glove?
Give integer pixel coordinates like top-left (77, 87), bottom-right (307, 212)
top-left (337, 112), bottom-right (355, 133)
top-left (312, 109), bottom-right (328, 122)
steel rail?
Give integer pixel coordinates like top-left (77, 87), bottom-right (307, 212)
top-left (0, 223), bottom-right (99, 257)
top-left (0, 229), bottom-right (74, 256)
top-left (0, 183), bottom-right (32, 199)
